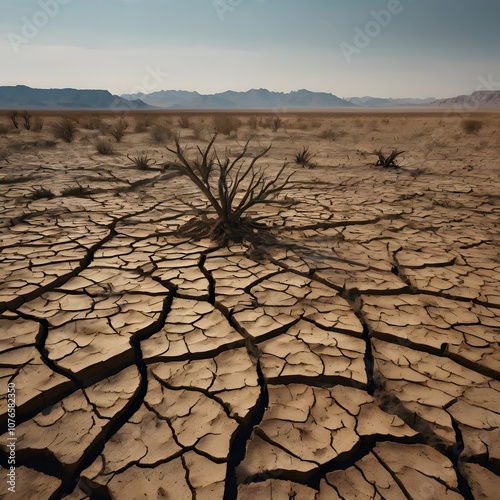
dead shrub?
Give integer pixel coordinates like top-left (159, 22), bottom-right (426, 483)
top-left (150, 124), bottom-right (173, 144)
top-left (320, 129), bottom-right (346, 141)
top-left (178, 115), bottom-right (191, 129)
top-left (165, 135), bottom-right (294, 244)
top-left (462, 120), bottom-right (483, 135)
top-left (110, 120), bottom-right (127, 142)
top-left (22, 111), bottom-right (32, 130)
top-left (52, 119), bottom-right (76, 143)
top-left (32, 116), bottom-right (44, 132)
top-left (7, 111), bottom-right (19, 129)
top-left (95, 138), bottom-right (115, 155)
top-left (213, 115), bottom-right (241, 136)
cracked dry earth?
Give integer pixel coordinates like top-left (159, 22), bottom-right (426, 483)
top-left (0, 112), bottom-right (499, 499)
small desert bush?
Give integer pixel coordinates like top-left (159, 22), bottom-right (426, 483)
top-left (95, 138), bottom-right (115, 155)
top-left (7, 111), bottom-right (19, 129)
top-left (190, 122), bottom-right (208, 141)
top-left (0, 124), bottom-right (9, 135)
top-left (61, 183), bottom-right (92, 197)
top-left (29, 186), bottom-right (55, 200)
top-left (110, 120), bottom-right (127, 142)
top-left (248, 116), bottom-right (258, 130)
top-left (127, 152), bottom-right (156, 170)
top-left (294, 119), bottom-right (309, 131)
top-left (320, 129), bottom-right (346, 141)
top-left (295, 146), bottom-right (316, 168)
top-left (259, 117), bottom-right (280, 132)
top-left (178, 115), bottom-right (191, 129)
top-left (81, 115), bottom-right (103, 130)
top-left (32, 116), bottom-right (44, 132)
top-left (52, 119), bottom-right (76, 143)
top-left (310, 118), bottom-right (322, 129)
top-left (213, 115), bottom-right (241, 136)
top-left (150, 123), bottom-right (173, 144)
top-left (134, 116), bottom-right (153, 133)
top-left (462, 119), bottom-right (483, 135)
top-left (373, 149), bottom-right (404, 168)
top-left (22, 111), bottom-right (32, 130)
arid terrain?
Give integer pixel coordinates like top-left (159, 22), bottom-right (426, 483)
top-left (0, 110), bottom-right (499, 499)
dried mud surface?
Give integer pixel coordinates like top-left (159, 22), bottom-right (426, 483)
top-left (0, 112), bottom-right (499, 499)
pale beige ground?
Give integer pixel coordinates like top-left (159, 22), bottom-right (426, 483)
top-left (0, 110), bottom-right (499, 499)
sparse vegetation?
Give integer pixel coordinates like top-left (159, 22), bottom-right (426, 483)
top-left (53, 119), bottom-right (76, 143)
top-left (462, 119), bottom-right (483, 135)
top-left (213, 115), bottom-right (241, 136)
top-left (29, 186), bottom-right (55, 200)
top-left (110, 120), bottom-right (127, 142)
top-left (134, 116), bottom-right (153, 133)
top-left (178, 115), bottom-right (191, 129)
top-left (320, 129), bottom-right (346, 141)
top-left (7, 111), bottom-right (19, 130)
top-left (165, 135), bottom-right (294, 244)
top-left (81, 115), bottom-right (103, 130)
top-left (127, 152), bottom-right (157, 170)
top-left (373, 149), bottom-right (404, 168)
top-left (22, 111), bottom-right (32, 130)
top-left (248, 116), bottom-right (258, 130)
top-left (61, 183), bottom-right (92, 197)
top-left (150, 124), bottom-right (173, 144)
top-left (95, 138), bottom-right (115, 155)
top-left (295, 146), bottom-right (316, 168)
top-left (270, 116), bottom-right (282, 132)
top-left (32, 116), bottom-right (44, 132)
top-left (190, 122), bottom-right (207, 141)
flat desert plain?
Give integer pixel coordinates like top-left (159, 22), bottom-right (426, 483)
top-left (0, 110), bottom-right (499, 499)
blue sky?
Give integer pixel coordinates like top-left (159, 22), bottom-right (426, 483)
top-left (1, 0), bottom-right (499, 98)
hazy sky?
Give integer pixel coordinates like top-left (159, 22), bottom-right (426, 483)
top-left (1, 0), bottom-right (499, 98)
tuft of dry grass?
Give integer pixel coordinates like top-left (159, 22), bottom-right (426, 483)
top-left (150, 123), bottom-right (173, 144)
top-left (373, 149), bottom-right (404, 168)
top-left (52, 119), bottom-right (76, 143)
top-left (29, 186), bottom-right (55, 200)
top-left (7, 111), bottom-right (19, 130)
top-left (22, 111), bottom-right (32, 130)
top-left (178, 115), bottom-right (191, 129)
top-left (61, 183), bottom-right (92, 197)
top-left (295, 146), bottom-right (317, 168)
top-left (110, 120), bottom-right (127, 142)
top-left (127, 152), bottom-right (156, 170)
top-left (320, 129), bottom-right (346, 141)
top-left (95, 138), bottom-right (115, 155)
top-left (32, 116), bottom-right (44, 132)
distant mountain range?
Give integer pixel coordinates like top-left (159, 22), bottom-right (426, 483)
top-left (1, 85), bottom-right (499, 110)
top-left (0, 85), bottom-right (151, 110)
top-left (346, 96), bottom-right (436, 107)
top-left (120, 89), bottom-right (355, 109)
top-left (431, 90), bottom-right (500, 109)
